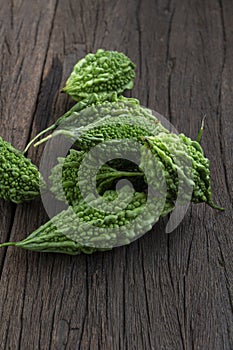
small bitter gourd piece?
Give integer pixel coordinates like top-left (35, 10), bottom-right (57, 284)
top-left (63, 49), bottom-right (136, 102)
top-left (0, 137), bottom-right (41, 203)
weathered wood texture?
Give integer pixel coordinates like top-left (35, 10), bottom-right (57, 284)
top-left (0, 0), bottom-right (232, 349)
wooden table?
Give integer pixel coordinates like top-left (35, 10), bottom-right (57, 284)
top-left (0, 0), bottom-right (232, 349)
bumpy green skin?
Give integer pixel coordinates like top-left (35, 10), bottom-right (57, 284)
top-left (50, 131), bottom-right (221, 215)
top-left (53, 100), bottom-right (168, 151)
top-left (52, 97), bottom-right (150, 133)
top-left (56, 95), bottom-right (142, 135)
top-left (3, 187), bottom-right (158, 254)
top-left (50, 150), bottom-right (85, 204)
top-left (0, 132), bottom-right (222, 254)
top-left (31, 96), bottom-right (141, 149)
top-left (50, 149), bottom-right (144, 205)
top-left (63, 49), bottom-right (136, 101)
top-left (141, 133), bottom-right (221, 210)
top-left (53, 92), bottom-right (122, 129)
top-left (0, 137), bottom-right (40, 203)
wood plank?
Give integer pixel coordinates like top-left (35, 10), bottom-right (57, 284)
top-left (0, 0), bottom-right (58, 261)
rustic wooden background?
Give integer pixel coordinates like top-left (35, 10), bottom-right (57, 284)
top-left (0, 0), bottom-right (232, 349)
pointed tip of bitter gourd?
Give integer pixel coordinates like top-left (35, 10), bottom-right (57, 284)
top-left (207, 200), bottom-right (224, 211)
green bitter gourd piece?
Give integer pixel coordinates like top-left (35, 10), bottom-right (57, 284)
top-left (49, 149), bottom-right (144, 205)
top-left (0, 186), bottom-right (161, 254)
top-left (62, 49), bottom-right (136, 102)
top-left (24, 92), bottom-right (130, 153)
top-left (36, 99), bottom-right (168, 150)
top-left (0, 137), bottom-right (41, 203)
top-left (141, 133), bottom-right (223, 210)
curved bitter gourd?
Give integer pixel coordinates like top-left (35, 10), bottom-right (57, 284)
top-left (0, 137), bottom-right (41, 203)
top-left (63, 49), bottom-right (136, 102)
top-left (0, 186), bottom-right (160, 254)
top-left (49, 149), bottom-right (144, 205)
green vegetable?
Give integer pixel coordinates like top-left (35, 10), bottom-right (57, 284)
top-left (0, 137), bottom-right (41, 203)
top-left (141, 133), bottom-right (223, 210)
top-left (49, 130), bottom-right (222, 223)
top-left (35, 99), bottom-right (168, 149)
top-left (23, 92), bottom-right (126, 153)
top-left (50, 127), bottom-right (222, 215)
top-left (0, 186), bottom-right (159, 254)
top-left (50, 149), bottom-right (144, 205)
top-left (0, 47), bottom-right (223, 257)
top-left (24, 50), bottom-right (136, 152)
top-left (63, 49), bottom-right (136, 102)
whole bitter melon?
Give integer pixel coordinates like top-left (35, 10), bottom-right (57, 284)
top-left (0, 186), bottom-right (161, 254)
top-left (63, 49), bottom-right (136, 101)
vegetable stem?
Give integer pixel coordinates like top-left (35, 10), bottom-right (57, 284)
top-left (23, 125), bottom-right (56, 154)
top-left (34, 134), bottom-right (54, 147)
top-left (197, 115), bottom-right (206, 143)
top-left (96, 171), bottom-right (143, 180)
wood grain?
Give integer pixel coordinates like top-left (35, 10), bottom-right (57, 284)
top-left (0, 0), bottom-right (232, 349)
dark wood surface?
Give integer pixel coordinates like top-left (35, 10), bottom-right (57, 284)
top-left (0, 0), bottom-right (232, 349)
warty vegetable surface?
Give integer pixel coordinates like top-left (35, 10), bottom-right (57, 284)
top-left (0, 137), bottom-right (41, 204)
top-left (63, 49), bottom-right (136, 102)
